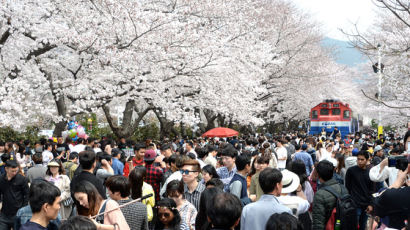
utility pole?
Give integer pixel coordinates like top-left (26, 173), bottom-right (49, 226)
top-left (377, 44), bottom-right (383, 138)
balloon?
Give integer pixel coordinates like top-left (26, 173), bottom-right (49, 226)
top-left (72, 136), bottom-right (78, 142)
top-left (53, 137), bottom-right (57, 143)
top-left (67, 121), bottom-right (78, 130)
top-left (77, 126), bottom-right (86, 136)
top-left (69, 129), bottom-right (77, 138)
top-left (78, 133), bottom-right (86, 138)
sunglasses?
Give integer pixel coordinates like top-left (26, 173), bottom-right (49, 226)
top-left (158, 212), bottom-right (171, 218)
top-left (179, 169), bottom-right (198, 175)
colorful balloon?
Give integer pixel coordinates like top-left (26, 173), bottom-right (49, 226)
top-left (69, 129), bottom-right (77, 138)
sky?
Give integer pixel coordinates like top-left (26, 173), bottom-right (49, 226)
top-left (291, 0), bottom-right (379, 41)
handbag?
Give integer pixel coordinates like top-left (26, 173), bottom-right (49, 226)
top-left (62, 197), bottom-right (74, 206)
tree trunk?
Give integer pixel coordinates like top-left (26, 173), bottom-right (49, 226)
top-left (52, 86), bottom-right (68, 137)
top-left (180, 121), bottom-right (186, 138)
top-left (154, 109), bottom-right (177, 140)
top-left (204, 109), bottom-right (217, 131)
top-left (217, 114), bottom-right (226, 127)
top-left (53, 121), bottom-right (66, 137)
top-left (103, 100), bottom-right (152, 139)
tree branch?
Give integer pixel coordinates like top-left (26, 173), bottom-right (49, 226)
top-left (361, 89), bottom-right (410, 109)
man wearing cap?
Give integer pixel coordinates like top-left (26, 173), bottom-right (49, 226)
top-left (144, 149), bottom-right (163, 201)
top-left (240, 168), bottom-right (291, 230)
top-left (345, 148), bottom-right (359, 170)
top-left (371, 145), bottom-right (384, 166)
top-left (277, 170), bottom-right (310, 216)
top-left (293, 144), bottom-right (313, 175)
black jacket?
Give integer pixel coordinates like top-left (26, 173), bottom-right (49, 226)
top-left (70, 171), bottom-right (107, 199)
top-left (0, 173), bottom-right (29, 216)
top-left (345, 166), bottom-right (374, 208)
top-left (374, 186), bottom-right (410, 229)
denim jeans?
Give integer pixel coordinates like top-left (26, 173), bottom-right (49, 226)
top-left (357, 207), bottom-right (368, 230)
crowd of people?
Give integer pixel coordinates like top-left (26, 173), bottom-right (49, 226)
top-left (0, 128), bottom-right (409, 230)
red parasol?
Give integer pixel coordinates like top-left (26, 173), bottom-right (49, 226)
top-left (201, 127), bottom-right (239, 138)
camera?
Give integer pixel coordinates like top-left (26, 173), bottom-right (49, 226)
top-left (388, 156), bottom-right (408, 171)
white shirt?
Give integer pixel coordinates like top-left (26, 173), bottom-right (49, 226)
top-left (276, 147), bottom-right (287, 169)
top-left (319, 149), bottom-right (332, 162)
top-left (197, 159), bottom-right (206, 169)
top-left (160, 171), bottom-right (182, 198)
top-left (42, 150), bottom-right (54, 166)
top-left (345, 156), bottom-right (357, 170)
top-left (93, 147), bottom-right (102, 153)
top-left (71, 144), bottom-right (86, 153)
top-left (369, 163), bottom-right (398, 187)
top-left (204, 154), bottom-right (217, 168)
top-left (277, 195), bottom-right (310, 216)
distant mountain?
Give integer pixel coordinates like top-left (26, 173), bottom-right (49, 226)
top-left (321, 37), bottom-right (366, 67)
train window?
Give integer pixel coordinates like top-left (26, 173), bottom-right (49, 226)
top-left (312, 110), bottom-right (318, 119)
top-left (320, 109), bottom-right (329, 115)
top-left (343, 110), bottom-right (350, 119)
top-left (321, 104), bottom-right (328, 108)
top-left (333, 104), bottom-right (339, 107)
top-left (332, 108), bottom-right (341, 115)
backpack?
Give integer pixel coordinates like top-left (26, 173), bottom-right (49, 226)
top-left (63, 162), bottom-right (74, 176)
top-left (323, 185), bottom-right (357, 230)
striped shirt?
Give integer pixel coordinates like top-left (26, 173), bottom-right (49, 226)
top-left (184, 182), bottom-right (205, 211)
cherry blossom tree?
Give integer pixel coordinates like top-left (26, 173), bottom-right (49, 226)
top-left (343, 0), bottom-right (410, 125)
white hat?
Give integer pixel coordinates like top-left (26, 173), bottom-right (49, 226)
top-left (281, 169), bottom-right (300, 194)
top-left (374, 145), bottom-right (382, 153)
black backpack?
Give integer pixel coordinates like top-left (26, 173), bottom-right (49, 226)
top-left (323, 185), bottom-right (357, 230)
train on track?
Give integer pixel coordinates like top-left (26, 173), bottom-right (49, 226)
top-left (308, 99), bottom-right (359, 138)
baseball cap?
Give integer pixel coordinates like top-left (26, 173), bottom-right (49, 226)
top-left (144, 149), bottom-right (156, 161)
top-left (352, 148), bottom-right (359, 156)
top-left (374, 145), bottom-right (382, 153)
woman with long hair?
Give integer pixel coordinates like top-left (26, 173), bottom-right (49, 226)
top-left (315, 142), bottom-right (323, 161)
top-left (73, 180), bottom-right (130, 230)
top-left (166, 180), bottom-right (197, 229)
top-left (154, 198), bottom-right (189, 230)
top-left (247, 155), bottom-right (260, 189)
top-left (201, 164), bottom-right (219, 184)
top-left (289, 160), bottom-right (313, 203)
top-left (335, 155), bottom-right (346, 183)
top-left (195, 187), bottom-right (223, 230)
top-left (129, 166), bottom-right (155, 222)
top-left (45, 160), bottom-right (72, 219)
top-left (289, 160), bottom-right (314, 230)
